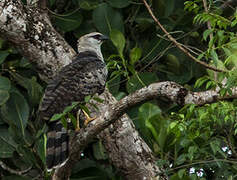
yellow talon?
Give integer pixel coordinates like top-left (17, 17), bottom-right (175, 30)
top-left (75, 110), bottom-right (80, 132)
top-left (82, 109), bottom-right (96, 126)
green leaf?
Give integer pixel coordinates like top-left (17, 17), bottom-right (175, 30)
top-left (210, 140), bottom-right (220, 155)
top-left (28, 77), bottom-right (43, 106)
top-left (210, 49), bottom-right (219, 66)
top-left (0, 90), bottom-right (9, 106)
top-left (64, 102), bottom-right (79, 114)
top-left (166, 54), bottom-right (180, 73)
top-left (50, 102), bottom-right (79, 122)
top-left (50, 113), bottom-right (64, 122)
top-left (110, 29), bottom-right (125, 57)
top-left (126, 72), bottom-right (159, 93)
top-left (138, 103), bottom-right (162, 145)
top-left (93, 96), bottom-right (104, 103)
top-left (139, 103), bottom-right (161, 121)
top-left (1, 92), bottom-right (29, 137)
top-left (129, 47), bottom-right (142, 65)
top-left (2, 175), bottom-right (31, 180)
top-left (92, 3), bottom-right (124, 35)
top-left (49, 0), bottom-right (55, 6)
top-left (203, 29), bottom-right (213, 41)
top-left (0, 76), bottom-right (11, 91)
top-left (107, 74), bottom-right (121, 96)
top-left (92, 140), bottom-right (108, 160)
top-left (84, 95), bottom-right (92, 103)
top-left (16, 145), bottom-right (37, 166)
top-left (79, 0), bottom-right (100, 10)
top-left (178, 169), bottom-right (186, 178)
top-left (108, 0), bottom-right (130, 8)
top-left (54, 11), bottom-right (83, 32)
top-left (0, 51), bottom-right (9, 64)
top-left (10, 73), bottom-right (42, 106)
top-left (35, 136), bottom-right (46, 164)
top-left (0, 126), bottom-right (17, 158)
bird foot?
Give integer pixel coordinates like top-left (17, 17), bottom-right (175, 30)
top-left (84, 116), bottom-right (96, 126)
top-left (82, 109), bottom-right (96, 126)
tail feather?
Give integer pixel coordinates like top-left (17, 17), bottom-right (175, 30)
top-left (46, 121), bottom-right (69, 170)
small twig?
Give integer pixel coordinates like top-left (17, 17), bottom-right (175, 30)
top-left (142, 0), bottom-right (227, 73)
top-left (202, 0), bottom-right (218, 80)
top-left (0, 160), bottom-right (31, 175)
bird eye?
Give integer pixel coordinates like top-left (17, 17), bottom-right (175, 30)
top-left (92, 35), bottom-right (102, 40)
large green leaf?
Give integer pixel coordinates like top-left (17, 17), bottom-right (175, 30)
top-left (1, 92), bottom-right (29, 137)
top-left (0, 126), bottom-right (17, 158)
top-left (0, 76), bottom-right (11, 91)
top-left (0, 51), bottom-right (9, 64)
top-left (126, 72), bottom-right (159, 93)
top-left (110, 29), bottom-right (125, 57)
top-left (137, 103), bottom-right (161, 146)
top-left (129, 47), bottom-right (142, 65)
top-left (10, 73), bottom-right (42, 106)
top-left (54, 11), bottom-right (83, 32)
top-left (139, 103), bottom-right (161, 121)
top-left (0, 90), bottom-right (9, 105)
top-left (107, 0), bottom-right (130, 8)
top-left (92, 3), bottom-right (124, 35)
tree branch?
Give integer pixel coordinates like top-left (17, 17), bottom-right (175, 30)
top-left (142, 0), bottom-right (226, 73)
top-left (0, 161), bottom-right (31, 176)
top-left (0, 1), bottom-right (166, 179)
top-left (55, 80), bottom-right (237, 178)
top-left (0, 0), bottom-right (76, 81)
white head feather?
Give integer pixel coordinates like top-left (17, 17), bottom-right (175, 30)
top-left (77, 32), bottom-right (108, 61)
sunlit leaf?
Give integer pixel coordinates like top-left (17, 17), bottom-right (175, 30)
top-left (129, 47), bottom-right (142, 65)
top-left (110, 29), bottom-right (125, 57)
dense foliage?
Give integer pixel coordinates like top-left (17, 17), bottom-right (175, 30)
top-left (1, 0), bottom-right (237, 179)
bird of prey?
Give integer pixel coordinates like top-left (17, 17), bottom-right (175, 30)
top-left (39, 32), bottom-right (108, 171)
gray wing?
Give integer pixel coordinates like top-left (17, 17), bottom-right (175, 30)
top-left (39, 54), bottom-right (107, 122)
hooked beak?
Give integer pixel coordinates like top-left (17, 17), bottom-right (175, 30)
top-left (100, 35), bottom-right (109, 41)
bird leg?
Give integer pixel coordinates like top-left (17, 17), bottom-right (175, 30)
top-left (75, 110), bottom-right (81, 132)
top-left (82, 109), bottom-right (96, 126)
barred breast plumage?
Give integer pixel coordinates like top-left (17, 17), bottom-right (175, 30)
top-left (39, 32), bottom-right (108, 170)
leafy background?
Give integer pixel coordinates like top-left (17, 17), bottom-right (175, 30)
top-left (1, 0), bottom-right (237, 179)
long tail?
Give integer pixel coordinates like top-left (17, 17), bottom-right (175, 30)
top-left (46, 121), bottom-right (69, 171)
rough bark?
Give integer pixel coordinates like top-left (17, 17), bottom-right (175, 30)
top-left (54, 80), bottom-right (237, 179)
top-left (0, 1), bottom-right (166, 179)
top-left (0, 0), bottom-right (76, 81)
top-left (2, 1), bottom-right (235, 179)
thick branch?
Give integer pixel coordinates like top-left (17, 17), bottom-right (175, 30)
top-left (56, 81), bottom-right (236, 178)
top-left (0, 1), bottom-right (165, 180)
top-left (0, 0), bottom-right (76, 81)
top-left (73, 81), bottom-right (236, 148)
